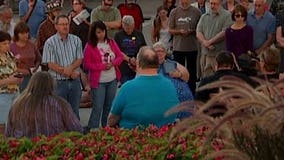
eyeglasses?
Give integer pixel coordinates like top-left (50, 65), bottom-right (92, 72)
top-left (57, 23), bottom-right (69, 26)
top-left (254, 4), bottom-right (263, 7)
top-left (73, 2), bottom-right (81, 5)
top-left (104, 2), bottom-right (112, 6)
top-left (235, 14), bottom-right (244, 18)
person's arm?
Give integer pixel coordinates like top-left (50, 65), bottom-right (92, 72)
top-left (107, 113), bottom-right (120, 127)
top-left (104, 9), bottom-right (121, 29)
top-left (255, 33), bottom-right (275, 54)
top-left (151, 24), bottom-right (157, 43)
top-left (104, 20), bottom-right (121, 29)
top-left (207, 31), bottom-right (226, 46)
top-left (276, 26), bottom-right (284, 47)
top-left (176, 63), bottom-right (190, 82)
top-left (0, 75), bottom-right (23, 86)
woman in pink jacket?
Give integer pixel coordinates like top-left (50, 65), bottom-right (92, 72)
top-left (83, 20), bottom-right (123, 129)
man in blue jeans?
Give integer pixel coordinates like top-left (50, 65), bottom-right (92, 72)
top-left (42, 15), bottom-right (83, 119)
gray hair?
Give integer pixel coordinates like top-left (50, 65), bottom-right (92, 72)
top-left (0, 5), bottom-right (12, 15)
top-left (153, 41), bottom-right (167, 53)
top-left (122, 15), bottom-right (135, 25)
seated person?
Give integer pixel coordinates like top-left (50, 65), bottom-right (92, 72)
top-left (258, 47), bottom-right (281, 81)
top-left (153, 42), bottom-right (193, 119)
top-left (195, 51), bottom-right (257, 103)
top-left (5, 71), bottom-right (83, 138)
top-left (107, 46), bottom-right (179, 129)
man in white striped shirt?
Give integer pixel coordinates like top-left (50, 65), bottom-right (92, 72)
top-left (42, 14), bottom-right (83, 119)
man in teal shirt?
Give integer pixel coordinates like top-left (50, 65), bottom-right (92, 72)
top-left (107, 46), bottom-right (179, 129)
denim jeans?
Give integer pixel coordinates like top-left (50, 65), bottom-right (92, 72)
top-left (0, 93), bottom-right (18, 123)
top-left (56, 79), bottom-right (82, 119)
top-left (88, 79), bottom-right (118, 129)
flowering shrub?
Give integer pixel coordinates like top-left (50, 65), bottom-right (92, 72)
top-left (0, 125), bottom-right (202, 159)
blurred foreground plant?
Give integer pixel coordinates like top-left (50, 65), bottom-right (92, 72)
top-left (167, 76), bottom-right (284, 160)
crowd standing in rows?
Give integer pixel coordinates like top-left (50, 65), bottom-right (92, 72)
top-left (0, 0), bottom-right (283, 138)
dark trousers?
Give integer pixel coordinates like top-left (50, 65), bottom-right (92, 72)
top-left (173, 51), bottom-right (198, 95)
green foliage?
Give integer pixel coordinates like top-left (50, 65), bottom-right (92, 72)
top-left (0, 125), bottom-right (201, 159)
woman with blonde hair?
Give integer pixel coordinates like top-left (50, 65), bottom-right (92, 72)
top-left (6, 71), bottom-right (83, 138)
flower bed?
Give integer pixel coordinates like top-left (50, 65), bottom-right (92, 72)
top-left (0, 125), bottom-right (202, 159)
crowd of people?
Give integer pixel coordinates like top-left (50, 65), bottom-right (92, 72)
top-left (0, 0), bottom-right (284, 138)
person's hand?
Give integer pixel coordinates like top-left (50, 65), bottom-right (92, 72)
top-left (69, 11), bottom-right (76, 18)
top-left (105, 63), bottom-right (113, 70)
top-left (180, 29), bottom-right (189, 36)
top-left (207, 45), bottom-right (215, 50)
top-left (62, 66), bottom-right (73, 77)
top-left (9, 74), bottom-right (24, 84)
top-left (129, 57), bottom-right (136, 66)
top-left (202, 40), bottom-right (212, 48)
top-left (169, 70), bottom-right (182, 79)
top-left (70, 70), bottom-right (80, 79)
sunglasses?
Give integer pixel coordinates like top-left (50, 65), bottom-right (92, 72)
top-left (235, 14), bottom-right (244, 18)
top-left (104, 2), bottom-right (112, 6)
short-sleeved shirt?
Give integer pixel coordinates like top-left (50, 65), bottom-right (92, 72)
top-left (169, 6), bottom-right (201, 52)
top-left (197, 8), bottom-right (233, 56)
top-left (10, 41), bottom-right (41, 69)
top-left (114, 30), bottom-right (146, 57)
top-left (110, 75), bottom-right (179, 129)
top-left (42, 33), bottom-right (83, 80)
top-left (225, 25), bottom-right (254, 57)
top-left (91, 5), bottom-right (121, 38)
top-left (247, 11), bottom-right (276, 50)
top-left (19, 0), bottom-right (46, 38)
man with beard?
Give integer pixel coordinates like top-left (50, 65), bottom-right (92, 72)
top-left (37, 0), bottom-right (62, 55)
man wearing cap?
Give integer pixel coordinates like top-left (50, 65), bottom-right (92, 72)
top-left (19, 0), bottom-right (46, 40)
top-left (114, 15), bottom-right (146, 84)
top-left (37, 0), bottom-right (62, 55)
top-left (91, 0), bottom-right (121, 38)
top-left (0, 5), bottom-right (15, 36)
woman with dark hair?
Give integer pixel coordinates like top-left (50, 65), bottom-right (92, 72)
top-left (83, 20), bottom-right (123, 129)
top-left (5, 71), bottom-right (83, 138)
top-left (151, 5), bottom-right (172, 50)
top-left (69, 0), bottom-right (91, 48)
top-left (225, 4), bottom-right (253, 58)
top-left (163, 0), bottom-right (176, 17)
top-left (10, 21), bottom-right (41, 92)
top-left (0, 31), bottom-right (23, 124)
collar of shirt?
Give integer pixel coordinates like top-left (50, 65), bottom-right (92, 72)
top-left (55, 33), bottom-right (70, 42)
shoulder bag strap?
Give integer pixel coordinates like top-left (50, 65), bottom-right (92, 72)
top-left (25, 0), bottom-right (37, 23)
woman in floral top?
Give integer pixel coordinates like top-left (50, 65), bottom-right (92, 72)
top-left (0, 31), bottom-right (23, 124)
